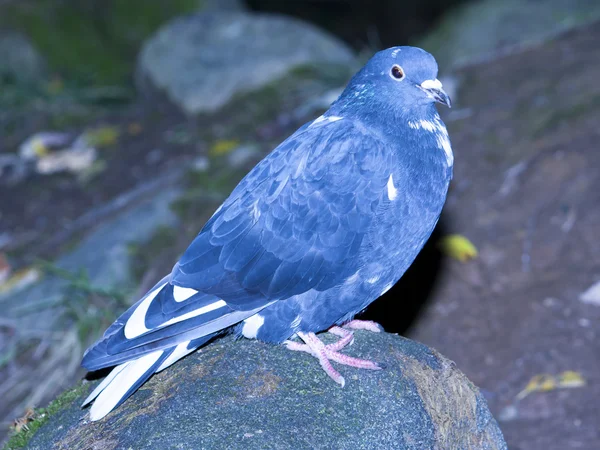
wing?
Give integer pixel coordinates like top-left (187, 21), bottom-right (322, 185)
top-left (82, 117), bottom-right (391, 371)
top-left (172, 117), bottom-right (391, 306)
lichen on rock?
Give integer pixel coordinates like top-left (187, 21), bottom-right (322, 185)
top-left (21, 332), bottom-right (506, 450)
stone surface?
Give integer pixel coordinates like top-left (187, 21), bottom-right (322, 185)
top-left (22, 332), bottom-right (506, 450)
top-left (418, 0), bottom-right (600, 70)
top-left (1, 187), bottom-right (180, 308)
top-left (202, 0), bottom-right (246, 12)
top-left (136, 11), bottom-right (355, 114)
top-left (0, 186), bottom-right (182, 431)
top-left (0, 31), bottom-right (46, 84)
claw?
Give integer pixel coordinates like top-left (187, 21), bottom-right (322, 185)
top-left (286, 328), bottom-right (381, 386)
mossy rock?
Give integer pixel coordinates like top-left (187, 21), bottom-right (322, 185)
top-left (15, 332), bottom-right (506, 449)
top-left (136, 11), bottom-right (355, 115)
top-left (3, 383), bottom-right (88, 450)
top-left (0, 0), bottom-right (205, 84)
top-left (418, 0), bottom-right (600, 70)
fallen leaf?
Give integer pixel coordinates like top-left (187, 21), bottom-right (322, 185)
top-left (19, 132), bottom-right (70, 160)
top-left (580, 279), bottom-right (600, 306)
top-left (0, 267), bottom-right (42, 295)
top-left (36, 147), bottom-right (97, 175)
top-left (12, 407), bottom-right (36, 433)
top-left (438, 234), bottom-right (479, 262)
top-left (557, 371), bottom-right (586, 388)
top-left (210, 139), bottom-right (240, 157)
top-left (78, 126), bottom-right (120, 148)
top-left (31, 139), bottom-right (49, 157)
top-left (516, 371), bottom-right (586, 400)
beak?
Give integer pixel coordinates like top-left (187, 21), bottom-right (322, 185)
top-left (420, 79), bottom-right (451, 108)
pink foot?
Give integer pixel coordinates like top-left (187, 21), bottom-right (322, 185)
top-left (284, 327), bottom-right (381, 387)
top-left (343, 320), bottom-right (382, 333)
top-left (284, 328), bottom-right (353, 354)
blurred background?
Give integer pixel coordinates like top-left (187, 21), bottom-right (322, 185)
top-left (1, 0), bottom-right (599, 448)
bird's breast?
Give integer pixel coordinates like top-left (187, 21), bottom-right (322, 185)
top-left (362, 164), bottom-right (449, 271)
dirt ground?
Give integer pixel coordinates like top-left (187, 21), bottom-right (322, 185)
top-left (2, 22), bottom-right (600, 450)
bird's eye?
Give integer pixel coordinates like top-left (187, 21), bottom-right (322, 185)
top-left (390, 65), bottom-right (405, 80)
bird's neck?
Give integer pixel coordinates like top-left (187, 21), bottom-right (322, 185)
top-left (330, 99), bottom-right (454, 176)
top-left (331, 93), bottom-right (436, 136)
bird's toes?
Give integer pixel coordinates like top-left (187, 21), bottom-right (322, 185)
top-left (326, 332), bottom-right (355, 352)
top-left (325, 350), bottom-right (382, 371)
top-left (283, 340), bottom-right (313, 355)
top-left (343, 320), bottom-right (383, 333)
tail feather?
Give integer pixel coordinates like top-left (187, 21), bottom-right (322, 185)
top-left (156, 341), bottom-right (198, 372)
top-left (82, 305), bottom-right (268, 372)
top-left (87, 349), bottom-right (172, 421)
top-left (80, 269), bottom-right (274, 420)
top-left (83, 334), bottom-right (216, 420)
top-left (82, 361), bottom-right (130, 407)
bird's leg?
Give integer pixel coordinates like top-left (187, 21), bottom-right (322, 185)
top-left (284, 320), bottom-right (381, 354)
top-left (284, 331), bottom-right (381, 387)
top-left (325, 320), bottom-right (382, 351)
top-left (284, 326), bottom-right (354, 353)
top-left (295, 332), bottom-right (347, 386)
top-left (326, 326), bottom-right (355, 350)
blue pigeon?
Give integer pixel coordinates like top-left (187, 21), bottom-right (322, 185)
top-left (81, 46), bottom-right (453, 420)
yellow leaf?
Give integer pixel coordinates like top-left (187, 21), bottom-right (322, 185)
top-left (539, 376), bottom-right (557, 392)
top-left (210, 139), bottom-right (239, 156)
top-left (0, 267), bottom-right (41, 295)
top-left (83, 126), bottom-right (120, 148)
top-left (516, 372), bottom-right (586, 400)
top-left (31, 138), bottom-right (50, 157)
top-left (439, 234), bottom-right (478, 262)
top-left (557, 371), bottom-right (586, 388)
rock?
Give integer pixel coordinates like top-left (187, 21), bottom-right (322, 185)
top-left (580, 280), bottom-right (600, 306)
top-left (0, 186), bottom-right (182, 433)
top-left (202, 0), bottom-right (246, 12)
top-left (0, 31), bottom-right (46, 84)
top-left (35, 147), bottom-right (97, 176)
top-left (418, 0), bottom-right (600, 70)
top-left (0, 153), bottom-right (28, 185)
top-left (136, 11), bottom-right (355, 115)
top-left (0, 1), bottom-right (214, 84)
top-left (20, 333), bottom-right (506, 449)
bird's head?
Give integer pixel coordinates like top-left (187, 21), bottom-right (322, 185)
top-left (337, 46), bottom-right (451, 115)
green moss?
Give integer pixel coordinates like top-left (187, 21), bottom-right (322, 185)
top-left (203, 62), bottom-right (353, 140)
top-left (3, 382), bottom-right (88, 450)
top-left (108, 0), bottom-right (202, 49)
top-left (1, 0), bottom-right (203, 84)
